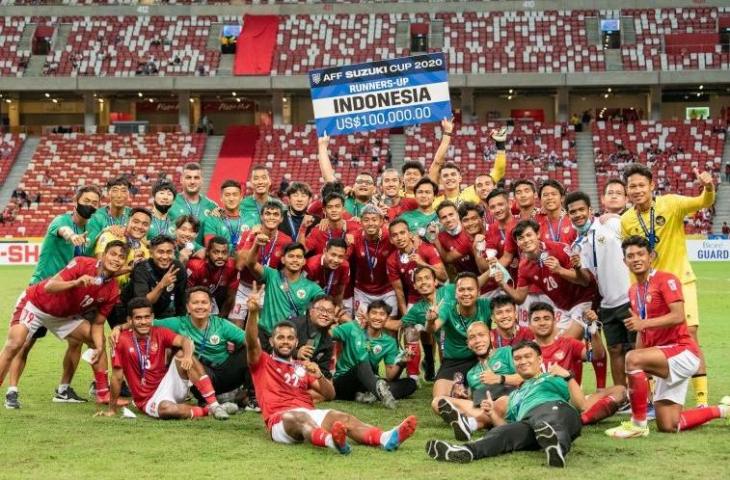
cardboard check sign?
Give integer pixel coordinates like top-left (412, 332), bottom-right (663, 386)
top-left (309, 53), bottom-right (452, 136)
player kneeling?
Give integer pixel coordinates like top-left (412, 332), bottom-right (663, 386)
top-left (101, 297), bottom-right (237, 420)
top-left (245, 283), bottom-right (417, 453)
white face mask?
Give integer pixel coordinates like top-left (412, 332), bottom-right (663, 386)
top-left (447, 223), bottom-right (462, 236)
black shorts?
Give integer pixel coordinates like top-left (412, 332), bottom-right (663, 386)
top-left (599, 302), bottom-right (637, 348)
top-left (472, 384), bottom-right (516, 407)
top-left (436, 357), bottom-right (477, 381)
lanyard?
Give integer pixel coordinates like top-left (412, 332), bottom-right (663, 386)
top-left (260, 232), bottom-right (279, 266)
top-left (635, 277), bottom-right (651, 320)
top-left (207, 263), bottom-right (226, 294)
top-left (153, 216), bottom-right (170, 237)
top-left (572, 224), bottom-right (598, 269)
top-left (195, 318), bottom-right (211, 355)
top-left (363, 235), bottom-right (380, 281)
top-left (327, 227), bottom-right (345, 242)
top-left (224, 215), bottom-right (242, 246)
top-left (280, 271), bottom-right (300, 318)
top-left (324, 268), bottom-right (336, 294)
top-left (636, 206), bottom-right (658, 251)
top-left (132, 334), bottom-right (151, 383)
top-left (106, 207), bottom-right (128, 227)
top-left (287, 212), bottom-right (301, 242)
top-left (455, 306), bottom-right (475, 334)
top-left (546, 214), bottom-right (565, 242)
top-left (498, 226), bottom-right (506, 243)
top-left (183, 196), bottom-right (201, 218)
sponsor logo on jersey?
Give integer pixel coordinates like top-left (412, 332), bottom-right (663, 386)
top-left (554, 350), bottom-right (565, 361)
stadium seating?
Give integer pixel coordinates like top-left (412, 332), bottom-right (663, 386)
top-left (254, 125), bottom-right (389, 191)
top-left (0, 133), bottom-right (25, 186)
top-left (0, 17), bottom-right (31, 77)
top-left (0, 133), bottom-right (206, 237)
top-left (404, 122), bottom-right (578, 190)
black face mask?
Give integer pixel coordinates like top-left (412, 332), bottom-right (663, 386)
top-left (76, 204), bottom-right (97, 220)
top-left (154, 202), bottom-right (172, 214)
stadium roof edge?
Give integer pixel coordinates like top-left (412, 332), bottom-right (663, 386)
top-left (1, 0), bottom-right (729, 18)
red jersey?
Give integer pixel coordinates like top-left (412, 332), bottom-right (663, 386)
top-left (26, 257), bottom-right (120, 318)
top-left (628, 270), bottom-right (699, 355)
top-left (306, 200), bottom-right (354, 220)
top-left (250, 351), bottom-right (317, 429)
top-left (349, 230), bottom-right (396, 295)
top-left (386, 243), bottom-right (442, 304)
top-left (539, 336), bottom-right (585, 383)
top-left (537, 213), bottom-right (577, 245)
top-left (112, 327), bottom-right (178, 411)
top-left (186, 258), bottom-right (239, 308)
top-left (304, 220), bottom-right (360, 256)
top-left (304, 254), bottom-right (351, 298)
top-left (490, 326), bottom-right (534, 349)
top-left (437, 229), bottom-right (478, 273)
top-left (386, 198), bottom-right (418, 221)
top-left (237, 230), bottom-right (292, 287)
top-left (516, 241), bottom-right (594, 310)
top-left (482, 219), bottom-right (519, 292)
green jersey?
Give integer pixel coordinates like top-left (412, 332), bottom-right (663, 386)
top-left (260, 266), bottom-right (324, 334)
top-left (399, 209), bottom-right (437, 236)
top-left (202, 214), bottom-right (247, 249)
top-left (466, 347), bottom-right (516, 390)
top-left (169, 194), bottom-right (219, 245)
top-left (401, 284), bottom-right (455, 328)
top-left (240, 195), bottom-right (284, 229)
top-left (366, 332), bottom-right (399, 371)
top-left (345, 197), bottom-right (369, 218)
top-left (153, 315), bottom-right (244, 367)
top-left (30, 213), bottom-right (86, 285)
top-left (331, 321), bottom-right (368, 378)
top-left (505, 373), bottom-right (573, 422)
top-left (85, 206), bottom-right (131, 256)
top-left (147, 214), bottom-right (176, 240)
top-left (438, 296), bottom-right (492, 360)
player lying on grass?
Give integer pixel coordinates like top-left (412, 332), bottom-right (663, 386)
top-left (426, 340), bottom-right (584, 468)
top-left (605, 236), bottom-right (730, 438)
top-left (245, 282), bottom-right (417, 453)
top-left (101, 297), bottom-right (237, 420)
top-left (0, 241), bottom-right (128, 405)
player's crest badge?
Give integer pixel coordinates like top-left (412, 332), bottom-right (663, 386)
top-left (554, 350), bottom-right (565, 360)
top-left (166, 284), bottom-right (175, 292)
top-left (294, 365), bottom-right (307, 378)
top-left (563, 227), bottom-right (570, 234)
top-left (656, 216), bottom-right (666, 226)
top-left (296, 289), bottom-right (306, 299)
top-left (646, 294), bottom-right (652, 303)
top-left (597, 235), bottom-right (606, 244)
top-left (209, 335), bottom-right (221, 346)
top-left (311, 72), bottom-right (322, 85)
top-left (150, 342), bottom-right (159, 353)
top-left (492, 361), bottom-right (502, 370)
top-left (372, 344), bottom-right (383, 355)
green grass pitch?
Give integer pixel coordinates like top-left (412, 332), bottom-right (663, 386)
top-left (1, 263), bottom-right (729, 480)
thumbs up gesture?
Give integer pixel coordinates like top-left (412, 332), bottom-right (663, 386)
top-left (623, 307), bottom-right (642, 332)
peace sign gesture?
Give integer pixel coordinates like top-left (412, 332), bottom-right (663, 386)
top-left (425, 299), bottom-right (443, 323)
top-left (247, 281), bottom-right (262, 314)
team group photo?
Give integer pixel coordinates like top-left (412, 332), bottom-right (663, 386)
top-left (0, 0), bottom-right (729, 479)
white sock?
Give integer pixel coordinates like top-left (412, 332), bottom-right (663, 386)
top-left (325, 435), bottom-right (336, 449)
top-left (7, 386), bottom-right (18, 393)
top-left (718, 405), bottom-right (729, 418)
top-left (466, 416), bottom-right (478, 431)
top-left (58, 384), bottom-right (69, 393)
top-left (632, 417), bottom-right (648, 428)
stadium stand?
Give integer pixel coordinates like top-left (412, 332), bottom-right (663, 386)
top-left (0, 133), bottom-right (206, 237)
top-left (0, 134), bottom-right (25, 186)
top-left (0, 17), bottom-right (31, 77)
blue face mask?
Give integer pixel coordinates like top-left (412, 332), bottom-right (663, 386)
top-left (575, 221), bottom-right (592, 235)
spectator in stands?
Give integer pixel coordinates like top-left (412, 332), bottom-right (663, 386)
top-left (725, 164), bottom-right (730, 182)
top-left (570, 113), bottom-right (581, 132)
top-left (722, 222), bottom-right (730, 236)
top-left (581, 110), bottom-right (592, 126)
top-left (32, 193), bottom-right (41, 206)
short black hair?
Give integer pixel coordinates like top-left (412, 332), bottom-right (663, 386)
top-left (388, 218), bottom-right (409, 232)
top-left (413, 265), bottom-right (436, 279)
top-left (623, 163), bottom-right (653, 182)
top-left (325, 237), bottom-right (348, 251)
top-left (401, 160), bottom-right (425, 176)
top-left (511, 179), bottom-right (536, 194)
top-left (221, 179), bottom-right (242, 192)
top-left (150, 234), bottom-right (176, 249)
top-left (183, 162), bottom-right (201, 171)
top-left (152, 179), bottom-right (177, 198)
top-left (260, 199), bottom-right (283, 215)
top-left (621, 235), bottom-right (652, 255)
top-left (283, 242), bottom-right (306, 256)
top-left (207, 235), bottom-right (229, 250)
top-left (323, 192), bottom-right (346, 207)
top-left (286, 181), bottom-right (312, 198)
top-left (511, 219), bottom-right (539, 241)
top-left (104, 239), bottom-right (129, 256)
top-left (604, 178), bottom-right (627, 194)
top-left (309, 294), bottom-right (335, 309)
top-left (414, 177), bottom-right (438, 194)
top-left (440, 162), bottom-right (461, 174)
top-left (127, 297), bottom-right (153, 317)
top-left (175, 214), bottom-right (200, 232)
top-left (436, 199), bottom-right (459, 217)
top-left (538, 179), bottom-right (565, 198)
top-left (186, 285), bottom-right (212, 303)
top-left (528, 301), bottom-right (555, 320)
top-left (367, 299), bottom-right (392, 316)
top-left (511, 340), bottom-right (542, 356)
top-left (564, 191), bottom-right (591, 210)
top-left (107, 176), bottom-right (132, 190)
top-left (76, 185), bottom-right (102, 200)
top-left (251, 164), bottom-right (270, 175)
top-left (486, 188), bottom-right (509, 204)
top-left (129, 207), bottom-right (152, 221)
top-left (490, 294), bottom-right (516, 311)
top-left (273, 320), bottom-right (297, 334)
top-left (455, 271), bottom-right (479, 287)
top-left (457, 201), bottom-right (484, 219)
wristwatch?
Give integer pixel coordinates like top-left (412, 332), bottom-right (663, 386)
top-left (563, 373), bottom-right (574, 382)
top-left (499, 375), bottom-right (506, 385)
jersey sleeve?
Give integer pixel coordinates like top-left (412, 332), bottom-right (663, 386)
top-left (553, 242), bottom-right (573, 269)
top-left (424, 245), bottom-right (442, 266)
top-left (330, 322), bottom-right (354, 342)
top-left (672, 190), bottom-right (716, 218)
top-left (58, 258), bottom-right (84, 281)
top-left (158, 327), bottom-right (180, 350)
top-left (385, 253), bottom-right (400, 282)
top-left (47, 215), bottom-right (66, 238)
top-left (516, 263), bottom-right (531, 288)
top-left (401, 304), bottom-right (424, 327)
top-left (381, 338), bottom-right (399, 366)
top-left (659, 273), bottom-right (684, 305)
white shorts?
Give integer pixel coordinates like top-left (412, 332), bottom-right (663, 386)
top-left (554, 302), bottom-right (592, 334)
top-left (353, 289), bottom-right (397, 316)
top-left (230, 283), bottom-right (265, 321)
top-left (653, 348), bottom-right (701, 405)
top-left (144, 361), bottom-right (192, 418)
top-left (11, 294), bottom-right (85, 342)
top-left (517, 293), bottom-right (553, 328)
top-left (480, 288), bottom-right (505, 300)
top-left (270, 408), bottom-right (332, 444)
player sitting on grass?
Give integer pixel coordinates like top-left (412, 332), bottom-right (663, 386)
top-left (102, 297), bottom-right (237, 420)
top-left (245, 282), bottom-right (417, 453)
top-left (605, 236), bottom-right (730, 438)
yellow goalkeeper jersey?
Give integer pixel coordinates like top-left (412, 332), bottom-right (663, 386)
top-left (621, 189), bottom-right (715, 284)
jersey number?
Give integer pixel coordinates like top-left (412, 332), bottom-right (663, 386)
top-left (283, 373), bottom-right (301, 387)
top-left (542, 276), bottom-right (558, 292)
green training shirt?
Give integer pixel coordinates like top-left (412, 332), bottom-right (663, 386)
top-left (466, 346), bottom-right (516, 390)
top-left (30, 213), bottom-right (87, 285)
top-left (153, 315), bottom-right (244, 366)
top-left (505, 373), bottom-right (573, 422)
top-left (259, 266), bottom-right (324, 334)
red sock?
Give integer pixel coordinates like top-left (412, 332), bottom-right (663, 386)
top-left (194, 375), bottom-right (217, 406)
top-left (362, 427), bottom-right (383, 446)
top-left (406, 342), bottom-right (421, 377)
top-left (573, 363), bottom-right (584, 386)
top-left (627, 370), bottom-right (649, 422)
top-left (190, 406), bottom-right (208, 418)
top-left (310, 427), bottom-right (330, 447)
top-left (592, 358), bottom-right (607, 389)
top-left (94, 371), bottom-right (109, 394)
top-left (581, 395), bottom-right (619, 425)
top-left (678, 406), bottom-right (721, 431)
